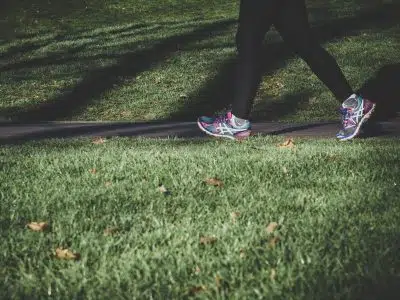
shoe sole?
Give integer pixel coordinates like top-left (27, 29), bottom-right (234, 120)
top-left (338, 103), bottom-right (376, 141)
top-left (197, 120), bottom-right (251, 141)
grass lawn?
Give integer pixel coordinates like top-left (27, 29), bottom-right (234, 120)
top-left (1, 136), bottom-right (400, 299)
top-left (1, 1), bottom-right (400, 299)
top-left (0, 0), bottom-right (399, 122)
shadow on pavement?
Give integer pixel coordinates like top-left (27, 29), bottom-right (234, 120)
top-left (1, 119), bottom-right (399, 146)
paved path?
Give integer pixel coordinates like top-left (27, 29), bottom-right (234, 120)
top-left (0, 121), bottom-right (399, 144)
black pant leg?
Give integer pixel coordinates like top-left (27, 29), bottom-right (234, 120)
top-left (231, 0), bottom-right (280, 119)
top-left (273, 0), bottom-right (354, 101)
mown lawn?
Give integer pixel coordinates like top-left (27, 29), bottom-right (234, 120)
top-left (1, 2), bottom-right (400, 299)
top-left (0, 0), bottom-right (399, 122)
top-left (1, 137), bottom-right (399, 299)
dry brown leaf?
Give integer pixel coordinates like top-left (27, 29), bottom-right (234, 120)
top-left (205, 178), bottom-right (224, 187)
top-left (188, 286), bottom-right (207, 296)
top-left (239, 248), bottom-right (246, 258)
top-left (266, 222), bottom-right (279, 234)
top-left (54, 247), bottom-right (80, 260)
top-left (120, 111), bottom-right (131, 117)
top-left (158, 184), bottom-right (171, 195)
top-left (92, 137), bottom-right (106, 144)
top-left (27, 222), bottom-right (49, 232)
top-left (278, 138), bottom-right (295, 149)
top-left (200, 236), bottom-right (217, 245)
top-left (158, 184), bottom-right (168, 193)
top-left (230, 212), bottom-right (240, 223)
top-left (268, 236), bottom-right (280, 248)
top-left (103, 227), bottom-right (119, 236)
top-left (89, 168), bottom-right (97, 174)
top-left (270, 268), bottom-right (277, 281)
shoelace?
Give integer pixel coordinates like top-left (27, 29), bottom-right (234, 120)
top-left (339, 107), bottom-right (353, 128)
top-left (213, 111), bottom-right (230, 125)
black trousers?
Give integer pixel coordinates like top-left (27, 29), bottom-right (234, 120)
top-left (232, 0), bottom-right (354, 119)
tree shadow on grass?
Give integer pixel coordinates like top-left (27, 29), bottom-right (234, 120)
top-left (0, 20), bottom-right (206, 68)
top-left (0, 19), bottom-right (236, 121)
top-left (166, 2), bottom-right (400, 122)
top-left (251, 92), bottom-right (312, 121)
top-left (0, 2), bottom-right (399, 123)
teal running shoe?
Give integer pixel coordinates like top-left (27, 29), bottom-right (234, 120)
top-left (197, 111), bottom-right (251, 140)
top-left (336, 94), bottom-right (376, 141)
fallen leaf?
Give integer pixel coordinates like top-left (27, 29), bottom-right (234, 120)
top-left (158, 184), bottom-right (171, 195)
top-left (200, 236), bottom-right (217, 245)
top-left (278, 138), bottom-right (295, 149)
top-left (104, 181), bottom-right (112, 187)
top-left (205, 178), bottom-right (224, 187)
top-left (103, 227), bottom-right (119, 236)
top-left (92, 137), bottom-right (106, 144)
top-left (27, 222), bottom-right (49, 232)
top-left (266, 222), bottom-right (279, 234)
top-left (230, 212), bottom-right (240, 223)
top-left (270, 268), bottom-right (277, 281)
top-left (158, 184), bottom-right (167, 193)
top-left (120, 111), bottom-right (131, 117)
top-left (188, 286), bottom-right (207, 296)
top-left (268, 236), bottom-right (280, 248)
top-left (239, 248), bottom-right (246, 258)
top-left (89, 168), bottom-right (97, 174)
top-left (54, 247), bottom-right (80, 260)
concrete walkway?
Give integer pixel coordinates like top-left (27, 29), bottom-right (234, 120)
top-left (0, 121), bottom-right (399, 144)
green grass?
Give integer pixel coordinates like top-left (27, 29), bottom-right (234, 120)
top-left (1, 2), bottom-right (400, 299)
top-left (1, 137), bottom-right (400, 299)
top-left (0, 0), bottom-right (399, 122)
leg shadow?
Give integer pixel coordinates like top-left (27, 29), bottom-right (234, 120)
top-left (251, 91), bottom-right (312, 121)
top-left (167, 2), bottom-right (400, 122)
top-left (358, 63), bottom-right (400, 121)
top-left (356, 63), bottom-right (400, 137)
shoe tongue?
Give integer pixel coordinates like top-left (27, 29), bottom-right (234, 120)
top-left (342, 94), bottom-right (359, 109)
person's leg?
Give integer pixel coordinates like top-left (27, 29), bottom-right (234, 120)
top-left (273, 0), bottom-right (354, 101)
top-left (274, 0), bottom-right (375, 140)
top-left (231, 0), bottom-right (280, 120)
top-left (197, 0), bottom-right (281, 140)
